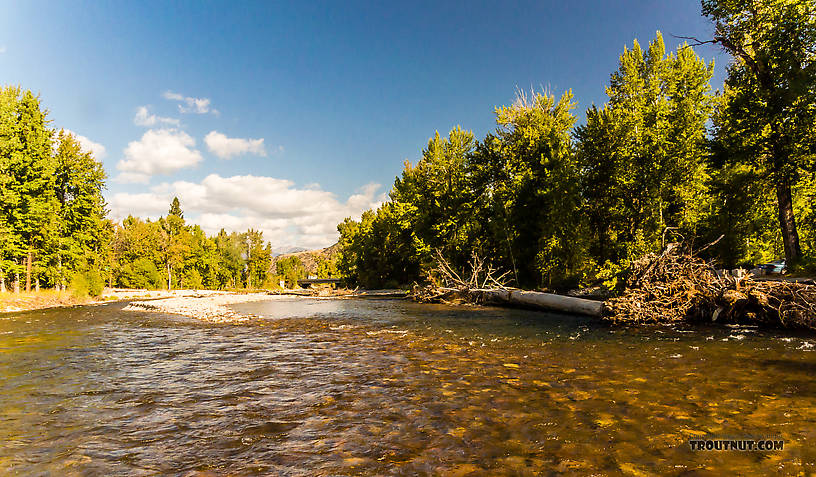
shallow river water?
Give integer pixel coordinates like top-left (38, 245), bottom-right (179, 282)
top-left (0, 297), bottom-right (815, 475)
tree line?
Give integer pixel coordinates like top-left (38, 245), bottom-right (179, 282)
top-left (0, 86), bottom-right (292, 294)
top-left (111, 198), bottom-right (274, 291)
top-left (337, 1), bottom-right (816, 291)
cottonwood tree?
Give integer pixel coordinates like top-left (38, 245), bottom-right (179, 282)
top-left (575, 33), bottom-right (714, 277)
top-left (697, 0), bottom-right (816, 265)
top-left (390, 127), bottom-right (478, 273)
top-left (484, 89), bottom-right (584, 288)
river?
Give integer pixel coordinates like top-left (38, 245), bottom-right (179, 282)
top-left (0, 297), bottom-right (814, 475)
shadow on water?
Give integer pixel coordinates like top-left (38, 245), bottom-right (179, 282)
top-left (0, 297), bottom-right (814, 475)
top-left (760, 358), bottom-right (816, 374)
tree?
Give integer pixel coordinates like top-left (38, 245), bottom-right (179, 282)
top-left (0, 87), bottom-right (56, 292)
top-left (169, 196), bottom-right (183, 219)
top-left (214, 229), bottom-right (244, 288)
top-left (160, 198), bottom-right (188, 289)
top-left (51, 129), bottom-right (107, 289)
top-left (699, 0), bottom-right (816, 265)
top-left (575, 33), bottom-right (714, 278)
top-left (243, 229), bottom-right (270, 289)
top-left (276, 256), bottom-right (306, 288)
top-left (390, 127), bottom-right (478, 272)
top-left (486, 89), bottom-right (583, 287)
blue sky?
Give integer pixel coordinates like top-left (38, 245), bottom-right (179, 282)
top-left (0, 0), bottom-right (729, 248)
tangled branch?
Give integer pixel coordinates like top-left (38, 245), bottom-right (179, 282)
top-left (604, 243), bottom-right (816, 330)
top-left (412, 250), bottom-right (510, 304)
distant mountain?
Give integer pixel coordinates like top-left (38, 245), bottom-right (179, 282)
top-left (271, 245), bottom-right (309, 257)
top-left (269, 243), bottom-right (341, 277)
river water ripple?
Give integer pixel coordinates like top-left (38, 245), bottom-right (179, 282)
top-left (0, 298), bottom-right (814, 475)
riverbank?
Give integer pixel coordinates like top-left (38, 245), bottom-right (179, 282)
top-left (0, 286), bottom-right (410, 318)
top-left (0, 290), bottom-right (94, 313)
top-left (0, 288), bottom-right (234, 315)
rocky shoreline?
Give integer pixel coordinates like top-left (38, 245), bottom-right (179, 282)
top-left (123, 293), bottom-right (289, 323)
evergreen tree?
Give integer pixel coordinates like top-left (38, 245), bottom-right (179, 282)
top-left (0, 87), bottom-right (57, 292)
top-left (51, 129), bottom-right (107, 288)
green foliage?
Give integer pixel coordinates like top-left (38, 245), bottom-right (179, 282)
top-left (488, 89), bottom-right (584, 288)
top-left (108, 204), bottom-right (274, 291)
top-left (0, 87), bottom-right (110, 291)
top-left (118, 257), bottom-right (162, 289)
top-left (85, 269), bottom-right (104, 297)
top-left (702, 0), bottom-right (816, 264)
top-left (316, 256), bottom-right (337, 279)
top-left (68, 271), bottom-right (89, 299)
top-left (69, 269), bottom-right (103, 298)
top-left (168, 197), bottom-right (183, 218)
top-left (576, 32), bottom-right (714, 275)
top-left (244, 229), bottom-right (271, 289)
top-left (276, 256), bottom-right (306, 288)
top-left (336, 27), bottom-right (809, 291)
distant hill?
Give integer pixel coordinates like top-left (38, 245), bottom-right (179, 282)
top-left (271, 245), bottom-right (309, 257)
top-left (268, 242), bottom-right (341, 277)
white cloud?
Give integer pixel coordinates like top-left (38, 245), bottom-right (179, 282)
top-left (0, 46), bottom-right (6, 54)
top-left (63, 129), bottom-right (107, 160)
top-left (108, 174), bottom-right (384, 248)
top-left (116, 129), bottom-right (203, 183)
top-left (133, 106), bottom-right (179, 127)
top-left (163, 90), bottom-right (218, 115)
top-left (204, 131), bottom-right (266, 159)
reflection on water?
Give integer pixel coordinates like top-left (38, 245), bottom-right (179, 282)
top-left (0, 298), bottom-right (814, 475)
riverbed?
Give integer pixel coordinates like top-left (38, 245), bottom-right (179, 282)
top-left (0, 298), bottom-right (814, 475)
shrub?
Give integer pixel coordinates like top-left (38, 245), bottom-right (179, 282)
top-left (70, 270), bottom-right (104, 298)
top-left (85, 270), bottom-right (104, 297)
top-left (69, 272), bottom-right (89, 298)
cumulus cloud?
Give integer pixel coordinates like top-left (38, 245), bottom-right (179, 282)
top-left (133, 106), bottom-right (179, 127)
top-left (116, 129), bottom-right (203, 183)
top-left (62, 129), bottom-right (107, 160)
top-left (163, 90), bottom-right (218, 115)
top-left (108, 174), bottom-right (385, 248)
top-left (204, 131), bottom-right (266, 159)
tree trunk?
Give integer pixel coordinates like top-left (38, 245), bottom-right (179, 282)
top-left (479, 289), bottom-right (604, 317)
top-left (14, 259), bottom-right (19, 293)
top-left (35, 278), bottom-right (39, 292)
top-left (167, 262), bottom-right (171, 291)
top-left (775, 174), bottom-right (801, 265)
top-left (25, 248), bottom-right (32, 293)
top-left (0, 268), bottom-right (5, 293)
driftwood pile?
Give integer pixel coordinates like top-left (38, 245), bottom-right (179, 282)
top-left (604, 243), bottom-right (816, 330)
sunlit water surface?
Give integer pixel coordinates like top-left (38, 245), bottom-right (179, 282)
top-left (0, 297), bottom-right (814, 475)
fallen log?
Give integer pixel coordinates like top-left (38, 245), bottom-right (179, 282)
top-left (477, 289), bottom-right (603, 317)
top-left (413, 286), bottom-right (603, 317)
top-left (411, 251), bottom-right (604, 317)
